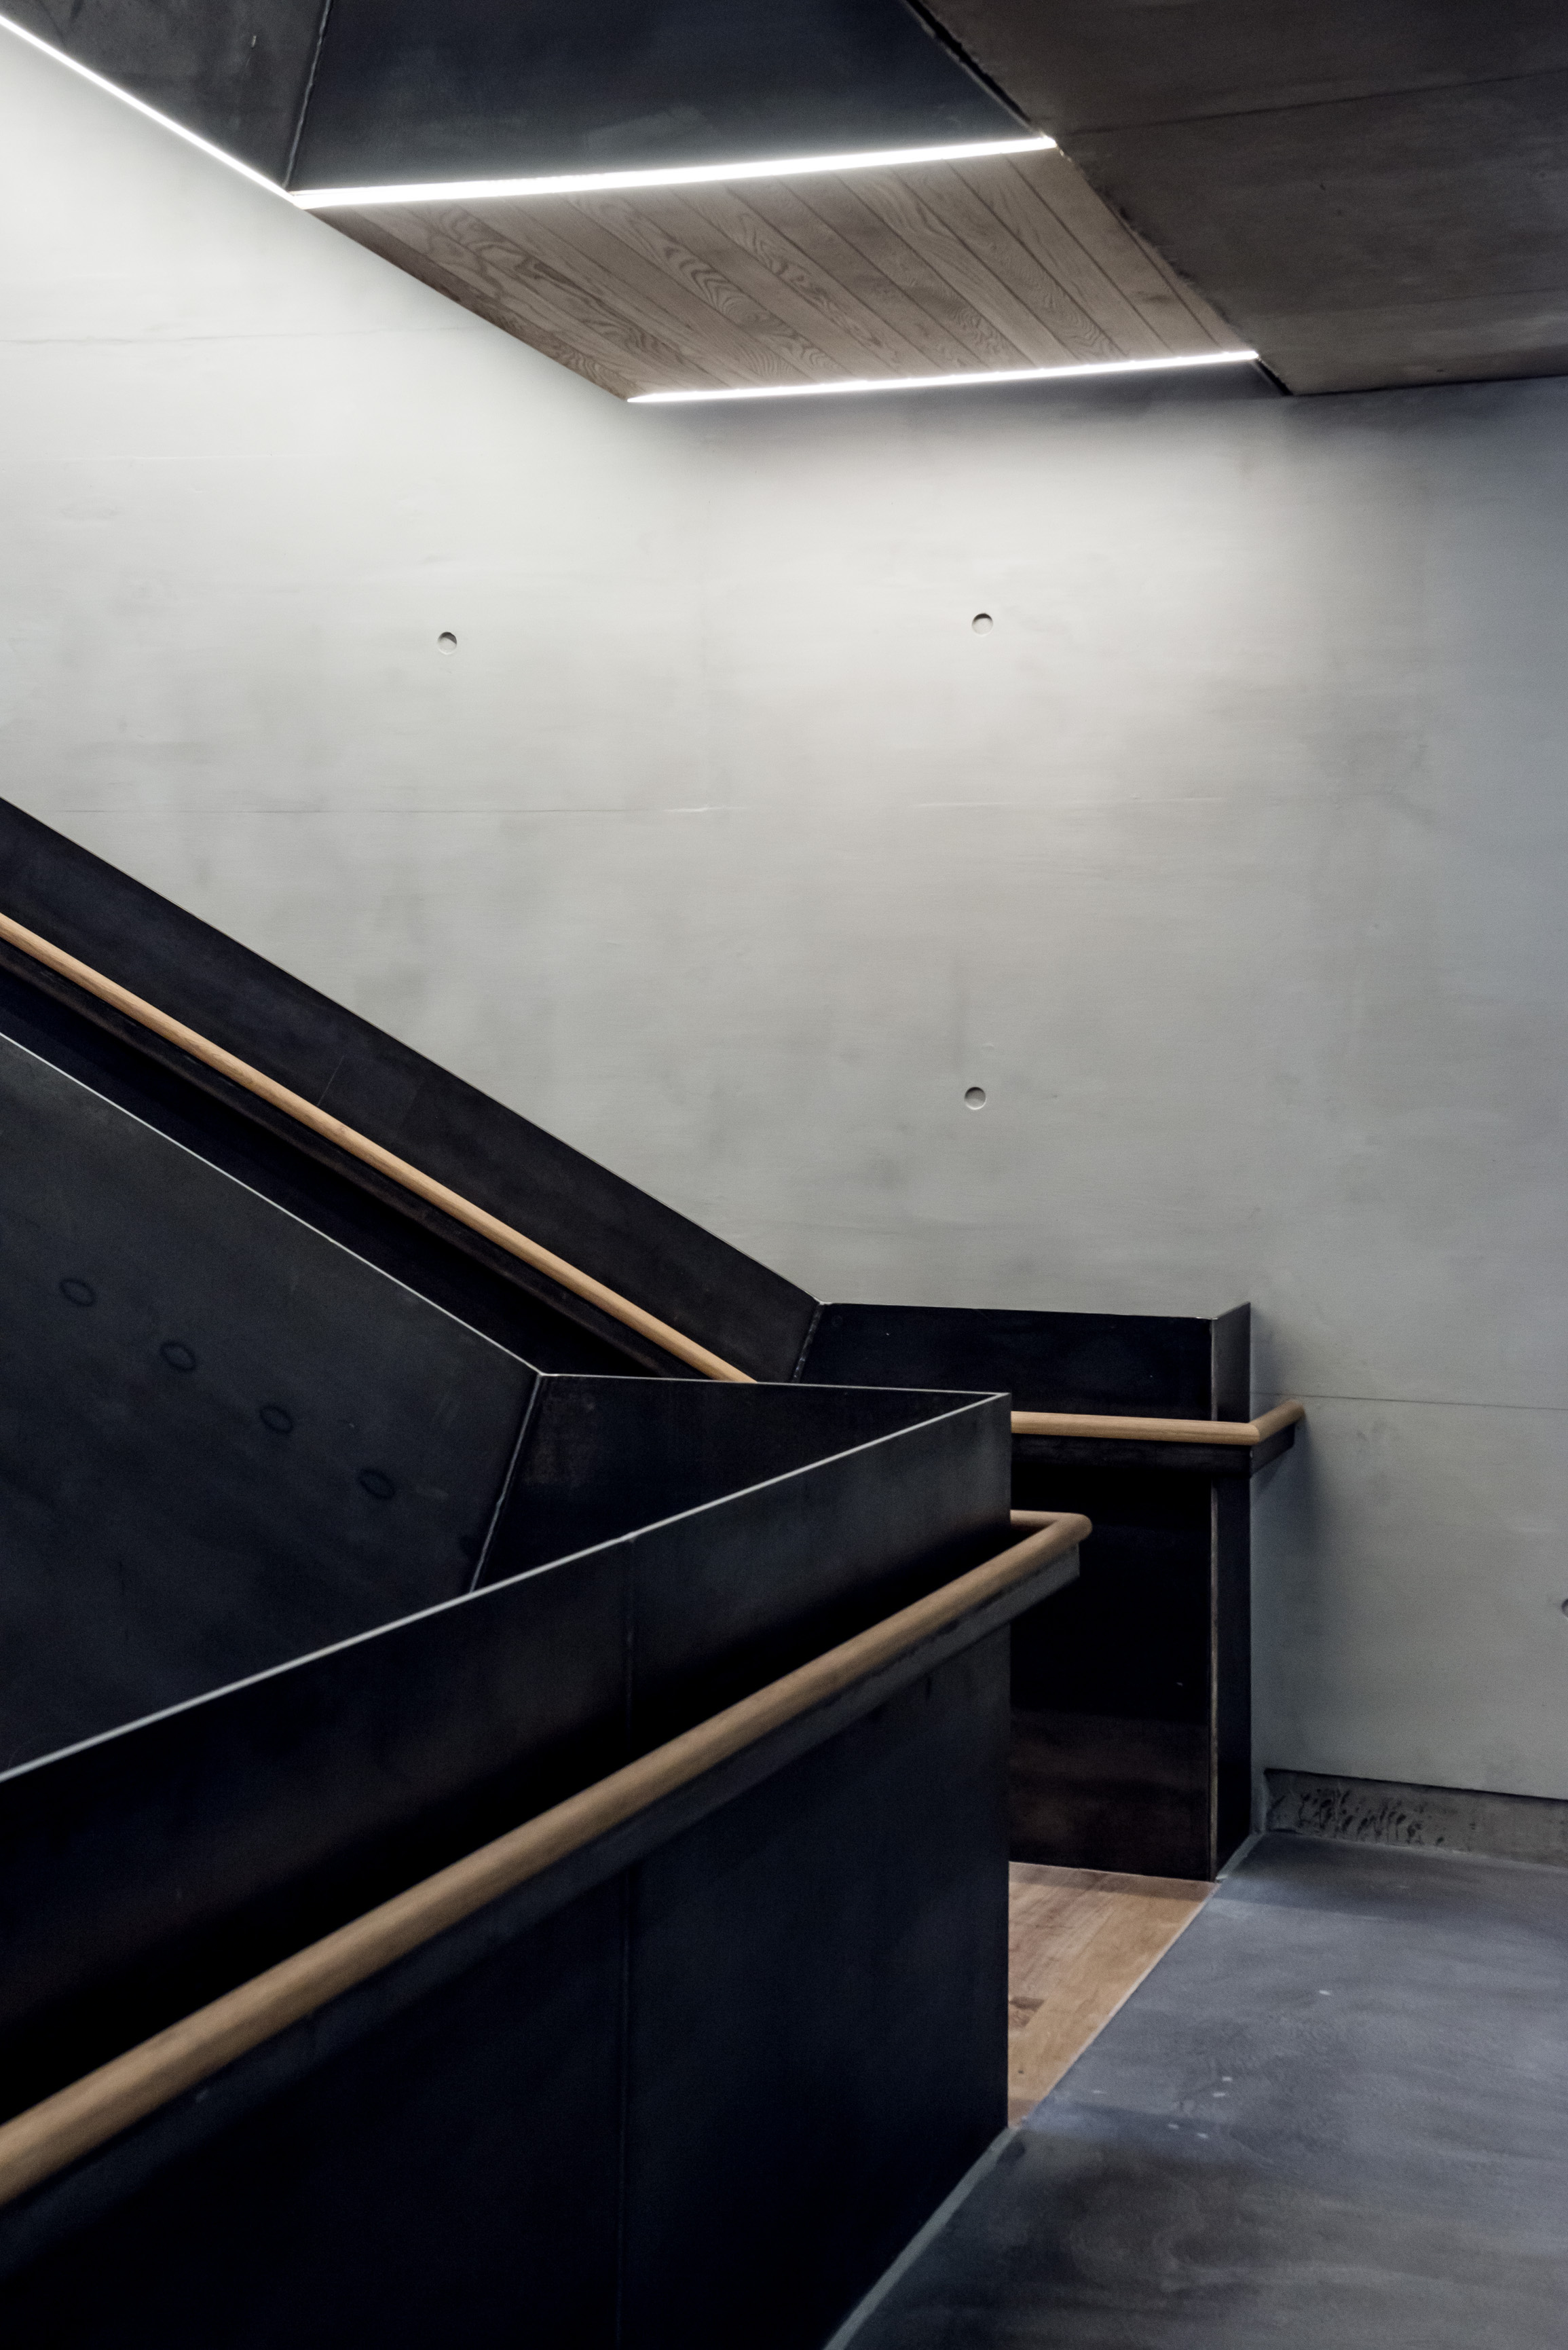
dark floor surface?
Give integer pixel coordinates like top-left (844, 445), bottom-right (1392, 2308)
top-left (851, 1833), bottom-right (1568, 2349)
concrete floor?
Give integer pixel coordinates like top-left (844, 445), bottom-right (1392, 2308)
top-left (853, 1833), bottom-right (1568, 2347)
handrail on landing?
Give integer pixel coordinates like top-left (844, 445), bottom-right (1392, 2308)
top-left (1011, 1399), bottom-right (1306, 1446)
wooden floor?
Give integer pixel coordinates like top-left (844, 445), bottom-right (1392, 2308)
top-left (1007, 1863), bottom-right (1212, 2123)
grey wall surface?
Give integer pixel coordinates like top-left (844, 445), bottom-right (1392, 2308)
top-left (4, 26), bottom-right (1567, 1804)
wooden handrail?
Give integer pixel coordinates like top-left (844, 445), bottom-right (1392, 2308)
top-left (0, 912), bottom-right (1307, 1443)
top-left (0, 908), bottom-right (752, 1386)
top-left (0, 1509), bottom-right (1085, 2211)
top-left (1011, 1399), bottom-right (1305, 1446)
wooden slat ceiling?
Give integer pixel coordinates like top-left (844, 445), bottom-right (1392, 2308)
top-left (315, 146), bottom-right (1246, 400)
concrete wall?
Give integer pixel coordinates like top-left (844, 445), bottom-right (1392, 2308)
top-left (5, 26), bottom-right (1568, 1804)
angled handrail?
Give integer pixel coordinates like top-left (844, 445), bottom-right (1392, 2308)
top-left (0, 1509), bottom-right (1085, 2211)
top-left (0, 908), bottom-right (753, 1385)
top-left (1011, 1399), bottom-right (1305, 1446)
top-left (0, 909), bottom-right (1307, 1448)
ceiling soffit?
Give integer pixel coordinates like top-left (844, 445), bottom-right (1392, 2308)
top-left (920, 0), bottom-right (1568, 394)
top-left (318, 148), bottom-right (1243, 401)
top-left (9, 0), bottom-right (1248, 399)
top-left (294, 0), bottom-right (1016, 182)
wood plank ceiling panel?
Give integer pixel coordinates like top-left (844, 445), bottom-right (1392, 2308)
top-left (316, 148), bottom-right (1245, 400)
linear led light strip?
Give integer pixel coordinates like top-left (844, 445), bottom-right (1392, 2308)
top-left (0, 8), bottom-right (286, 194)
top-left (0, 13), bottom-right (1056, 206)
top-left (0, 22), bottom-right (1250, 406)
top-left (631, 350), bottom-right (1261, 404)
top-left (288, 135), bottom-right (1057, 210)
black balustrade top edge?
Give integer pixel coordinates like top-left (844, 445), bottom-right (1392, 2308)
top-left (0, 796), bottom-right (816, 1381)
top-left (0, 1378), bottom-right (1003, 1796)
top-left (801, 1300), bottom-right (1255, 1419)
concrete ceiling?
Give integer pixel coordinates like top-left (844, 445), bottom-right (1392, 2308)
top-left (920, 0), bottom-right (1568, 393)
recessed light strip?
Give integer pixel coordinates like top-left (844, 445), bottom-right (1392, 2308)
top-left (290, 134), bottom-right (1055, 211)
top-left (630, 350), bottom-right (1261, 405)
top-left (0, 8), bottom-right (286, 196)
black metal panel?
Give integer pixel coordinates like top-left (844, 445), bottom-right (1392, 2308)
top-left (1213, 1476), bottom-right (1252, 1867)
top-left (0, 1591), bottom-right (1042, 2349)
top-left (801, 1300), bottom-right (1227, 1416)
top-left (0, 798), bottom-right (817, 1381)
top-left (0, 1881), bottom-right (628, 2350)
top-left (0, 1376), bottom-right (1005, 2118)
top-left (0, 1526), bottom-right (1075, 2309)
top-left (293, 0), bottom-right (1015, 188)
top-left (1008, 1464), bottom-right (1213, 1876)
top-left (488, 1378), bottom-right (1013, 1746)
top-left (802, 1300), bottom-right (1265, 1879)
top-left (485, 1372), bottom-right (985, 1573)
top-left (1007, 1459), bottom-right (1253, 1879)
top-left (0, 1545), bottom-right (627, 2123)
top-left (1008, 1711), bottom-right (1212, 1879)
top-left (1009, 1468), bottom-right (1210, 1726)
top-left (0, 1031), bottom-right (534, 1766)
top-left (621, 1632), bottom-right (1011, 2350)
top-left (1210, 1300), bottom-right (1252, 1420)
top-left (0, 961), bottom-right (647, 1378)
top-left (3, 0), bottom-right (326, 180)
top-left (626, 1392), bottom-right (1007, 1747)
top-left (1011, 1431), bottom-right (1284, 1476)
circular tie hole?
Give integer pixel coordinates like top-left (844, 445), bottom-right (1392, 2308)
top-left (259, 1403), bottom-right (295, 1435)
top-left (971, 612), bottom-right (993, 634)
top-left (160, 1340), bottom-right (198, 1373)
top-left (436, 631), bottom-right (458, 655)
top-left (358, 1467), bottom-right (396, 1501)
top-left (964, 1086), bottom-right (988, 1110)
top-left (58, 1277), bottom-right (96, 1307)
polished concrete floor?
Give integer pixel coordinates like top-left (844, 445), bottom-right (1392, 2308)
top-left (857, 1834), bottom-right (1568, 2347)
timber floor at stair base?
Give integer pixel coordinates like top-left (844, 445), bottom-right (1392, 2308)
top-left (1006, 1864), bottom-right (1210, 2123)
top-left (864, 1835), bottom-right (1568, 2349)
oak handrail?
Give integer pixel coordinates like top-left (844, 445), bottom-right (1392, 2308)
top-left (0, 910), bottom-right (1306, 1445)
top-left (0, 1509), bottom-right (1085, 2211)
top-left (1011, 1399), bottom-right (1305, 1446)
top-left (0, 908), bottom-right (753, 1386)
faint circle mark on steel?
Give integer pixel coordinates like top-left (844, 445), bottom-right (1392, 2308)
top-left (160, 1340), bottom-right (198, 1372)
top-left (259, 1403), bottom-right (295, 1435)
top-left (971, 612), bottom-right (994, 634)
top-left (358, 1468), bottom-right (396, 1501)
top-left (59, 1277), bottom-right (96, 1306)
top-left (964, 1086), bottom-right (988, 1109)
top-left (437, 631), bottom-right (458, 655)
